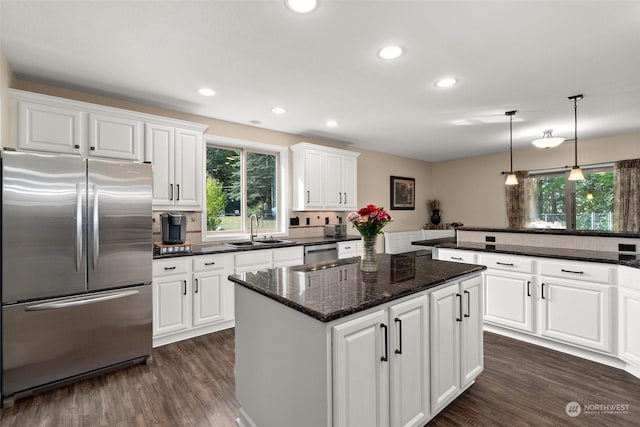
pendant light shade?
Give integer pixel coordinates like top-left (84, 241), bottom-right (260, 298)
top-left (505, 110), bottom-right (519, 186)
top-left (567, 94), bottom-right (585, 181)
top-left (532, 129), bottom-right (565, 149)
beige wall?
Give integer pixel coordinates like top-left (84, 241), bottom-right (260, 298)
top-left (0, 49), bottom-right (16, 147)
top-left (432, 133), bottom-right (640, 227)
top-left (11, 78), bottom-right (434, 232)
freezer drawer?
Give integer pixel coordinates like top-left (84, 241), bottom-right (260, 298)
top-left (2, 285), bottom-right (152, 398)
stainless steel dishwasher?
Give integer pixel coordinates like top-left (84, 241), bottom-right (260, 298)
top-left (303, 243), bottom-right (339, 263)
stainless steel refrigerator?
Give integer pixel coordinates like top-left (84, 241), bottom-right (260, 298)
top-left (1, 150), bottom-right (153, 407)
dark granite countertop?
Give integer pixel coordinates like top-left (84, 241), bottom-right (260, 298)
top-left (438, 241), bottom-right (640, 269)
top-left (458, 226), bottom-right (640, 239)
top-left (412, 237), bottom-right (456, 246)
top-left (229, 253), bottom-right (485, 322)
top-left (153, 235), bottom-right (362, 259)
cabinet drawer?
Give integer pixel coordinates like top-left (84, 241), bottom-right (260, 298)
top-left (338, 241), bottom-right (357, 259)
top-left (193, 253), bottom-right (232, 272)
top-left (235, 250), bottom-right (273, 268)
top-left (481, 253), bottom-right (534, 274)
top-left (437, 249), bottom-right (476, 264)
top-left (272, 246), bottom-right (304, 265)
top-left (539, 259), bottom-right (612, 284)
top-left (153, 258), bottom-right (189, 277)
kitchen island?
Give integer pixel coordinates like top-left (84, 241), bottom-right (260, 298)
top-left (229, 254), bottom-right (485, 427)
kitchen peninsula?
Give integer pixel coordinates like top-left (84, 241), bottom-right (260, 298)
top-left (229, 254), bottom-right (485, 427)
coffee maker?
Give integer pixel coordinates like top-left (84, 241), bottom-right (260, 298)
top-left (160, 212), bottom-right (187, 244)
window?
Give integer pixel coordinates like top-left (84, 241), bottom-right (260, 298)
top-left (203, 136), bottom-right (288, 239)
top-left (531, 167), bottom-right (614, 230)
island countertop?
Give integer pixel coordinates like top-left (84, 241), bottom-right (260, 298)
top-left (228, 253), bottom-right (485, 322)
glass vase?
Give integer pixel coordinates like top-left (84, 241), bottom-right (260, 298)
top-left (360, 235), bottom-right (378, 272)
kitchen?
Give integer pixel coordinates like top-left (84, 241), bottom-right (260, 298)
top-left (1, 1), bottom-right (640, 426)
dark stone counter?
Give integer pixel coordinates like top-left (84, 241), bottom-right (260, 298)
top-left (438, 241), bottom-right (640, 269)
top-left (153, 235), bottom-right (361, 259)
top-left (457, 226), bottom-right (640, 239)
top-left (229, 253), bottom-right (485, 322)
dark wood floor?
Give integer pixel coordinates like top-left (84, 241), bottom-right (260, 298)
top-left (1, 329), bottom-right (639, 426)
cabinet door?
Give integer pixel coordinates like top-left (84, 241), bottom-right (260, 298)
top-left (483, 271), bottom-right (535, 333)
top-left (430, 285), bottom-right (460, 414)
top-left (17, 100), bottom-right (83, 154)
top-left (325, 152), bottom-right (342, 209)
top-left (389, 295), bottom-right (429, 427)
top-left (333, 310), bottom-right (389, 427)
top-left (304, 150), bottom-right (325, 209)
top-left (153, 274), bottom-right (189, 337)
top-left (460, 276), bottom-right (483, 388)
top-left (619, 287), bottom-right (640, 366)
top-left (539, 278), bottom-right (612, 352)
top-left (192, 271), bottom-right (224, 327)
top-left (147, 123), bottom-right (175, 206)
top-left (88, 113), bottom-right (142, 160)
top-left (341, 154), bottom-right (358, 210)
top-left (234, 250), bottom-right (273, 274)
top-left (272, 246), bottom-right (304, 267)
top-left (174, 128), bottom-right (203, 209)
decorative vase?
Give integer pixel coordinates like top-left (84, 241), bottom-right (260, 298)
top-left (360, 235), bottom-right (378, 272)
top-left (430, 209), bottom-right (441, 225)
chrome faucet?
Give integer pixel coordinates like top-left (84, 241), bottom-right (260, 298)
top-left (249, 214), bottom-right (258, 241)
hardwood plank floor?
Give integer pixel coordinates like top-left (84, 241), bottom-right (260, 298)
top-left (1, 330), bottom-right (639, 426)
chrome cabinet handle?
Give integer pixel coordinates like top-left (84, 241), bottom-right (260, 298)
top-left (76, 183), bottom-right (83, 272)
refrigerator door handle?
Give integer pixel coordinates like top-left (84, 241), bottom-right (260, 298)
top-left (92, 184), bottom-right (99, 270)
top-left (76, 183), bottom-right (83, 272)
top-left (24, 290), bottom-right (140, 311)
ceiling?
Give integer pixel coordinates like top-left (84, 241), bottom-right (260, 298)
top-left (1, 1), bottom-right (639, 162)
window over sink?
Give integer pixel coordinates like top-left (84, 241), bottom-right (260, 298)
top-left (202, 135), bottom-right (288, 241)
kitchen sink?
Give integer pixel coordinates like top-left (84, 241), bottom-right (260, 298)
top-left (224, 239), bottom-right (292, 248)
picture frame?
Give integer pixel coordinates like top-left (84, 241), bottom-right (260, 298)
top-left (390, 176), bottom-right (415, 210)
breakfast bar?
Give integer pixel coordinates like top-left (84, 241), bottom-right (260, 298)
top-left (229, 254), bottom-right (485, 427)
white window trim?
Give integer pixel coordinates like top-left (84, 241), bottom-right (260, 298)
top-left (201, 134), bottom-right (289, 242)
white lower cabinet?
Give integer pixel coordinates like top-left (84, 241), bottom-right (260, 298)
top-left (152, 254), bottom-right (234, 346)
top-left (539, 277), bottom-right (612, 353)
top-left (430, 275), bottom-right (483, 414)
top-left (483, 270), bottom-right (535, 333)
top-left (333, 295), bottom-right (430, 427)
top-left (619, 266), bottom-right (640, 371)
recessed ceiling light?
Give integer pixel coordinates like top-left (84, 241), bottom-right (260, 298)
top-left (325, 120), bottom-right (339, 127)
top-left (378, 45), bottom-right (403, 60)
top-left (285, 0), bottom-right (318, 14)
top-left (435, 78), bottom-right (457, 88)
top-left (198, 88), bottom-right (216, 96)
top-left (271, 106), bottom-right (287, 114)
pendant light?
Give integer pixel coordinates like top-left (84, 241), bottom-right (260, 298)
top-left (532, 129), bottom-right (565, 149)
top-left (567, 94), bottom-right (585, 181)
top-left (504, 110), bottom-right (519, 186)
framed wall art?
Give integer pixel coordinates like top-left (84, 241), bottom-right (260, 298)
top-left (390, 176), bottom-right (415, 210)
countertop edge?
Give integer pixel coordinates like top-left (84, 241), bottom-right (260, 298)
top-left (458, 227), bottom-right (640, 239)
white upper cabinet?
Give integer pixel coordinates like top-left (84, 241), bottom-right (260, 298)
top-left (8, 90), bottom-right (207, 203)
top-left (147, 124), bottom-right (205, 210)
top-left (88, 113), bottom-right (142, 160)
top-left (291, 142), bottom-right (359, 211)
top-left (13, 98), bottom-right (84, 155)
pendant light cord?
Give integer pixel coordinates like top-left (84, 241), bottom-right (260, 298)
top-left (573, 97), bottom-right (578, 167)
top-left (510, 114), bottom-right (514, 172)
